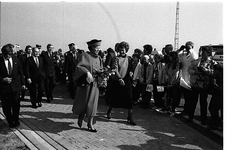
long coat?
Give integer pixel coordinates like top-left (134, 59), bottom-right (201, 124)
top-left (19, 54), bottom-right (30, 77)
top-left (26, 56), bottom-right (46, 82)
top-left (26, 56), bottom-right (46, 90)
top-left (72, 52), bottom-right (103, 118)
top-left (64, 51), bottom-right (78, 76)
top-left (40, 51), bottom-right (55, 77)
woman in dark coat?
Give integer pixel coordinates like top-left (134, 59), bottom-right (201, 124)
top-left (104, 47), bottom-right (116, 105)
top-left (106, 41), bottom-right (136, 125)
top-left (72, 39), bottom-right (103, 132)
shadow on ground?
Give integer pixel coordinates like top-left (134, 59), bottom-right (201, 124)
top-left (17, 84), bottom-right (222, 150)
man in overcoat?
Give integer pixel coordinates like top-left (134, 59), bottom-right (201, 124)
top-left (40, 44), bottom-right (56, 103)
top-left (64, 43), bottom-right (79, 99)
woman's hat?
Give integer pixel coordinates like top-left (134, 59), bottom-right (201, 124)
top-left (87, 39), bottom-right (101, 47)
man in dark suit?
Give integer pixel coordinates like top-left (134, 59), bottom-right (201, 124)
top-left (26, 47), bottom-right (46, 108)
top-left (19, 45), bottom-right (32, 101)
top-left (64, 43), bottom-right (79, 99)
top-left (40, 44), bottom-right (56, 103)
top-left (0, 44), bottom-right (25, 127)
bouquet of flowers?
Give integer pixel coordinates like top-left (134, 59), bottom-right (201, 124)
top-left (93, 67), bottom-right (115, 88)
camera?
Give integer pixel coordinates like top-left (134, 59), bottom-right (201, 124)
top-left (180, 45), bottom-right (186, 50)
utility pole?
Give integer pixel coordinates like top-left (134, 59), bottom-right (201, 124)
top-left (174, 2), bottom-right (179, 51)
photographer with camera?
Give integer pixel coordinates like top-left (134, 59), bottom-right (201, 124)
top-left (177, 41), bottom-right (198, 115)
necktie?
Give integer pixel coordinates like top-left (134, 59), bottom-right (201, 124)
top-left (8, 59), bottom-right (12, 76)
top-left (35, 57), bottom-right (39, 67)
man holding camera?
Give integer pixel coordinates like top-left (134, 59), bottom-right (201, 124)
top-left (177, 41), bottom-right (198, 114)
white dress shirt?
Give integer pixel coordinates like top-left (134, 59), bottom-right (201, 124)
top-left (4, 57), bottom-right (13, 75)
top-left (33, 56), bottom-right (39, 67)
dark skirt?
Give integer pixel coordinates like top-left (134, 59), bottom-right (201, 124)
top-left (109, 79), bottom-right (133, 109)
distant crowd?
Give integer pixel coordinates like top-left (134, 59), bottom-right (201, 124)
top-left (0, 41), bottom-right (223, 131)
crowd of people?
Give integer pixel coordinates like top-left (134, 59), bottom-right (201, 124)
top-left (0, 40), bottom-right (223, 131)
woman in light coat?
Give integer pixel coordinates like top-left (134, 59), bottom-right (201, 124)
top-left (72, 39), bottom-right (103, 132)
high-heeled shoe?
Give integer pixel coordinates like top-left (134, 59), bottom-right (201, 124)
top-left (77, 115), bottom-right (83, 128)
top-left (87, 124), bottom-right (97, 132)
top-left (127, 117), bottom-right (136, 125)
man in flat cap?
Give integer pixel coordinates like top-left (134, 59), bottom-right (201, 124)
top-left (36, 44), bottom-right (41, 48)
top-left (36, 44), bottom-right (42, 51)
top-left (64, 43), bottom-right (79, 99)
top-left (68, 43), bottom-right (75, 47)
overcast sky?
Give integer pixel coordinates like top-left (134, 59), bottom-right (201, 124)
top-left (0, 1), bottom-right (223, 55)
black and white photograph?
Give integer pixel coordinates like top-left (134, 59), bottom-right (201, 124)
top-left (0, 1), bottom-right (223, 149)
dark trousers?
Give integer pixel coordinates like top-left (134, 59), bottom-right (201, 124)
top-left (167, 84), bottom-right (181, 112)
top-left (29, 81), bottom-right (44, 104)
top-left (44, 76), bottom-right (56, 99)
top-left (153, 80), bottom-right (164, 108)
top-left (105, 78), bottom-right (113, 105)
top-left (61, 71), bottom-right (67, 84)
top-left (132, 81), bottom-right (141, 103)
top-left (20, 88), bottom-right (26, 101)
top-left (68, 73), bottom-right (76, 98)
top-left (55, 66), bottom-right (61, 83)
top-left (181, 86), bottom-right (192, 113)
top-left (209, 91), bottom-right (223, 125)
top-left (189, 87), bottom-right (208, 122)
top-left (20, 82), bottom-right (29, 101)
top-left (1, 90), bottom-right (20, 125)
top-left (141, 84), bottom-right (152, 108)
